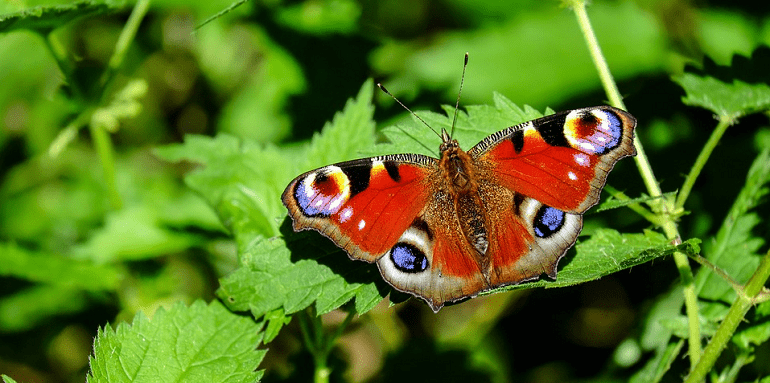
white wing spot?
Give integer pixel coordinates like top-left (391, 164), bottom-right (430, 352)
top-left (340, 207), bottom-right (353, 222)
top-left (329, 195), bottom-right (344, 210)
top-left (574, 153), bottom-right (589, 166)
top-left (579, 142), bottom-right (597, 153)
top-left (568, 171), bottom-right (577, 181)
top-left (358, 219), bottom-right (366, 230)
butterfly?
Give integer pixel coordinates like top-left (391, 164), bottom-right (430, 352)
top-left (282, 103), bottom-right (636, 312)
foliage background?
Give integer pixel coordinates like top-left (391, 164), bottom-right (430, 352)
top-left (0, 0), bottom-right (768, 382)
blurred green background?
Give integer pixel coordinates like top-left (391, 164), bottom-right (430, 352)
top-left (1, 0), bottom-right (769, 382)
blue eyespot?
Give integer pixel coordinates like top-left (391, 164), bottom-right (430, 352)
top-left (390, 243), bottom-right (428, 273)
top-left (534, 206), bottom-right (565, 238)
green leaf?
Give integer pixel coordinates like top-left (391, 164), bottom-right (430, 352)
top-left (209, 26), bottom-right (307, 142)
top-left (0, 242), bottom-right (122, 290)
top-left (0, 285), bottom-right (88, 332)
top-left (86, 300), bottom-right (265, 383)
top-left (696, 149), bottom-right (770, 302)
top-left (672, 47), bottom-right (770, 120)
top-left (263, 308), bottom-right (293, 343)
top-left (1, 375), bottom-right (18, 383)
top-left (593, 192), bottom-right (676, 213)
top-left (218, 233), bottom-right (386, 318)
top-left (489, 230), bottom-right (698, 294)
top-left (0, 0), bottom-right (121, 34)
top-left (71, 206), bottom-right (201, 263)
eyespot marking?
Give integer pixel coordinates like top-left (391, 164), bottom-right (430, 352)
top-left (564, 109), bottom-right (623, 155)
top-left (390, 243), bottom-right (428, 273)
top-left (294, 166), bottom-right (350, 217)
top-left (533, 206), bottom-right (566, 238)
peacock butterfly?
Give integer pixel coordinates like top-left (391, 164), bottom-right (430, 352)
top-left (282, 82), bottom-right (636, 312)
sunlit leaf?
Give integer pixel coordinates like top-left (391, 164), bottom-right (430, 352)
top-left (86, 300), bottom-right (265, 383)
top-left (0, 0), bottom-right (120, 33)
top-left (673, 47), bottom-right (770, 120)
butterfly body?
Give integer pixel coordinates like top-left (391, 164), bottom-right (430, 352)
top-left (283, 106), bottom-right (636, 311)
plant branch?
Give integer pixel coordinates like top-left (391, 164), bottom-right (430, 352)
top-left (568, 0), bottom-right (702, 368)
top-left (684, 250), bottom-right (770, 383)
top-left (100, 0), bottom-right (151, 90)
top-left (675, 116), bottom-right (731, 209)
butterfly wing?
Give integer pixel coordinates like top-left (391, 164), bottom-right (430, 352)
top-left (470, 106), bottom-right (637, 213)
top-left (469, 106), bottom-right (636, 286)
top-left (282, 155), bottom-right (437, 262)
top-left (283, 154), bottom-right (489, 312)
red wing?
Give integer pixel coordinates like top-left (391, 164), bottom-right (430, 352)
top-left (282, 154), bottom-right (436, 262)
top-left (375, 199), bottom-right (488, 312)
top-left (483, 188), bottom-right (584, 287)
top-left (470, 106), bottom-right (636, 213)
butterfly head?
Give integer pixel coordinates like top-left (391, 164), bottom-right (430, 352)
top-left (439, 129), bottom-right (460, 154)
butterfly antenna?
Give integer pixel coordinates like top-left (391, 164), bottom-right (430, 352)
top-left (377, 83), bottom-right (442, 140)
top-left (450, 52), bottom-right (469, 140)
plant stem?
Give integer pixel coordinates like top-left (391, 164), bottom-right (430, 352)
top-left (298, 308), bottom-right (356, 383)
top-left (89, 117), bottom-right (123, 210)
top-left (675, 117), bottom-right (731, 209)
top-left (100, 0), bottom-right (151, 90)
top-left (568, 0), bottom-right (703, 368)
top-left (684, 250), bottom-right (770, 383)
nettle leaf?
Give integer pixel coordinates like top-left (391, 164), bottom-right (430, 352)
top-left (696, 149), bottom-right (770, 302)
top-left (733, 300), bottom-right (770, 350)
top-left (87, 300), bottom-right (265, 383)
top-left (489, 230), bottom-right (698, 294)
top-left (218, 231), bottom-right (386, 318)
top-left (71, 206), bottom-right (201, 263)
top-left (2, 375), bottom-right (18, 383)
top-left (0, 0), bottom-right (121, 34)
top-left (673, 46), bottom-right (770, 119)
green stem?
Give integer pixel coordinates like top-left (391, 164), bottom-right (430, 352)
top-left (568, 0), bottom-right (703, 368)
top-left (684, 250), bottom-right (770, 383)
top-left (89, 118), bottom-right (123, 210)
top-left (297, 308), bottom-right (356, 383)
top-left (675, 117), bottom-right (731, 209)
top-left (100, 0), bottom-right (151, 90)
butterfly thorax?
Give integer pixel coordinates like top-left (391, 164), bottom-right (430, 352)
top-left (438, 137), bottom-right (490, 258)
